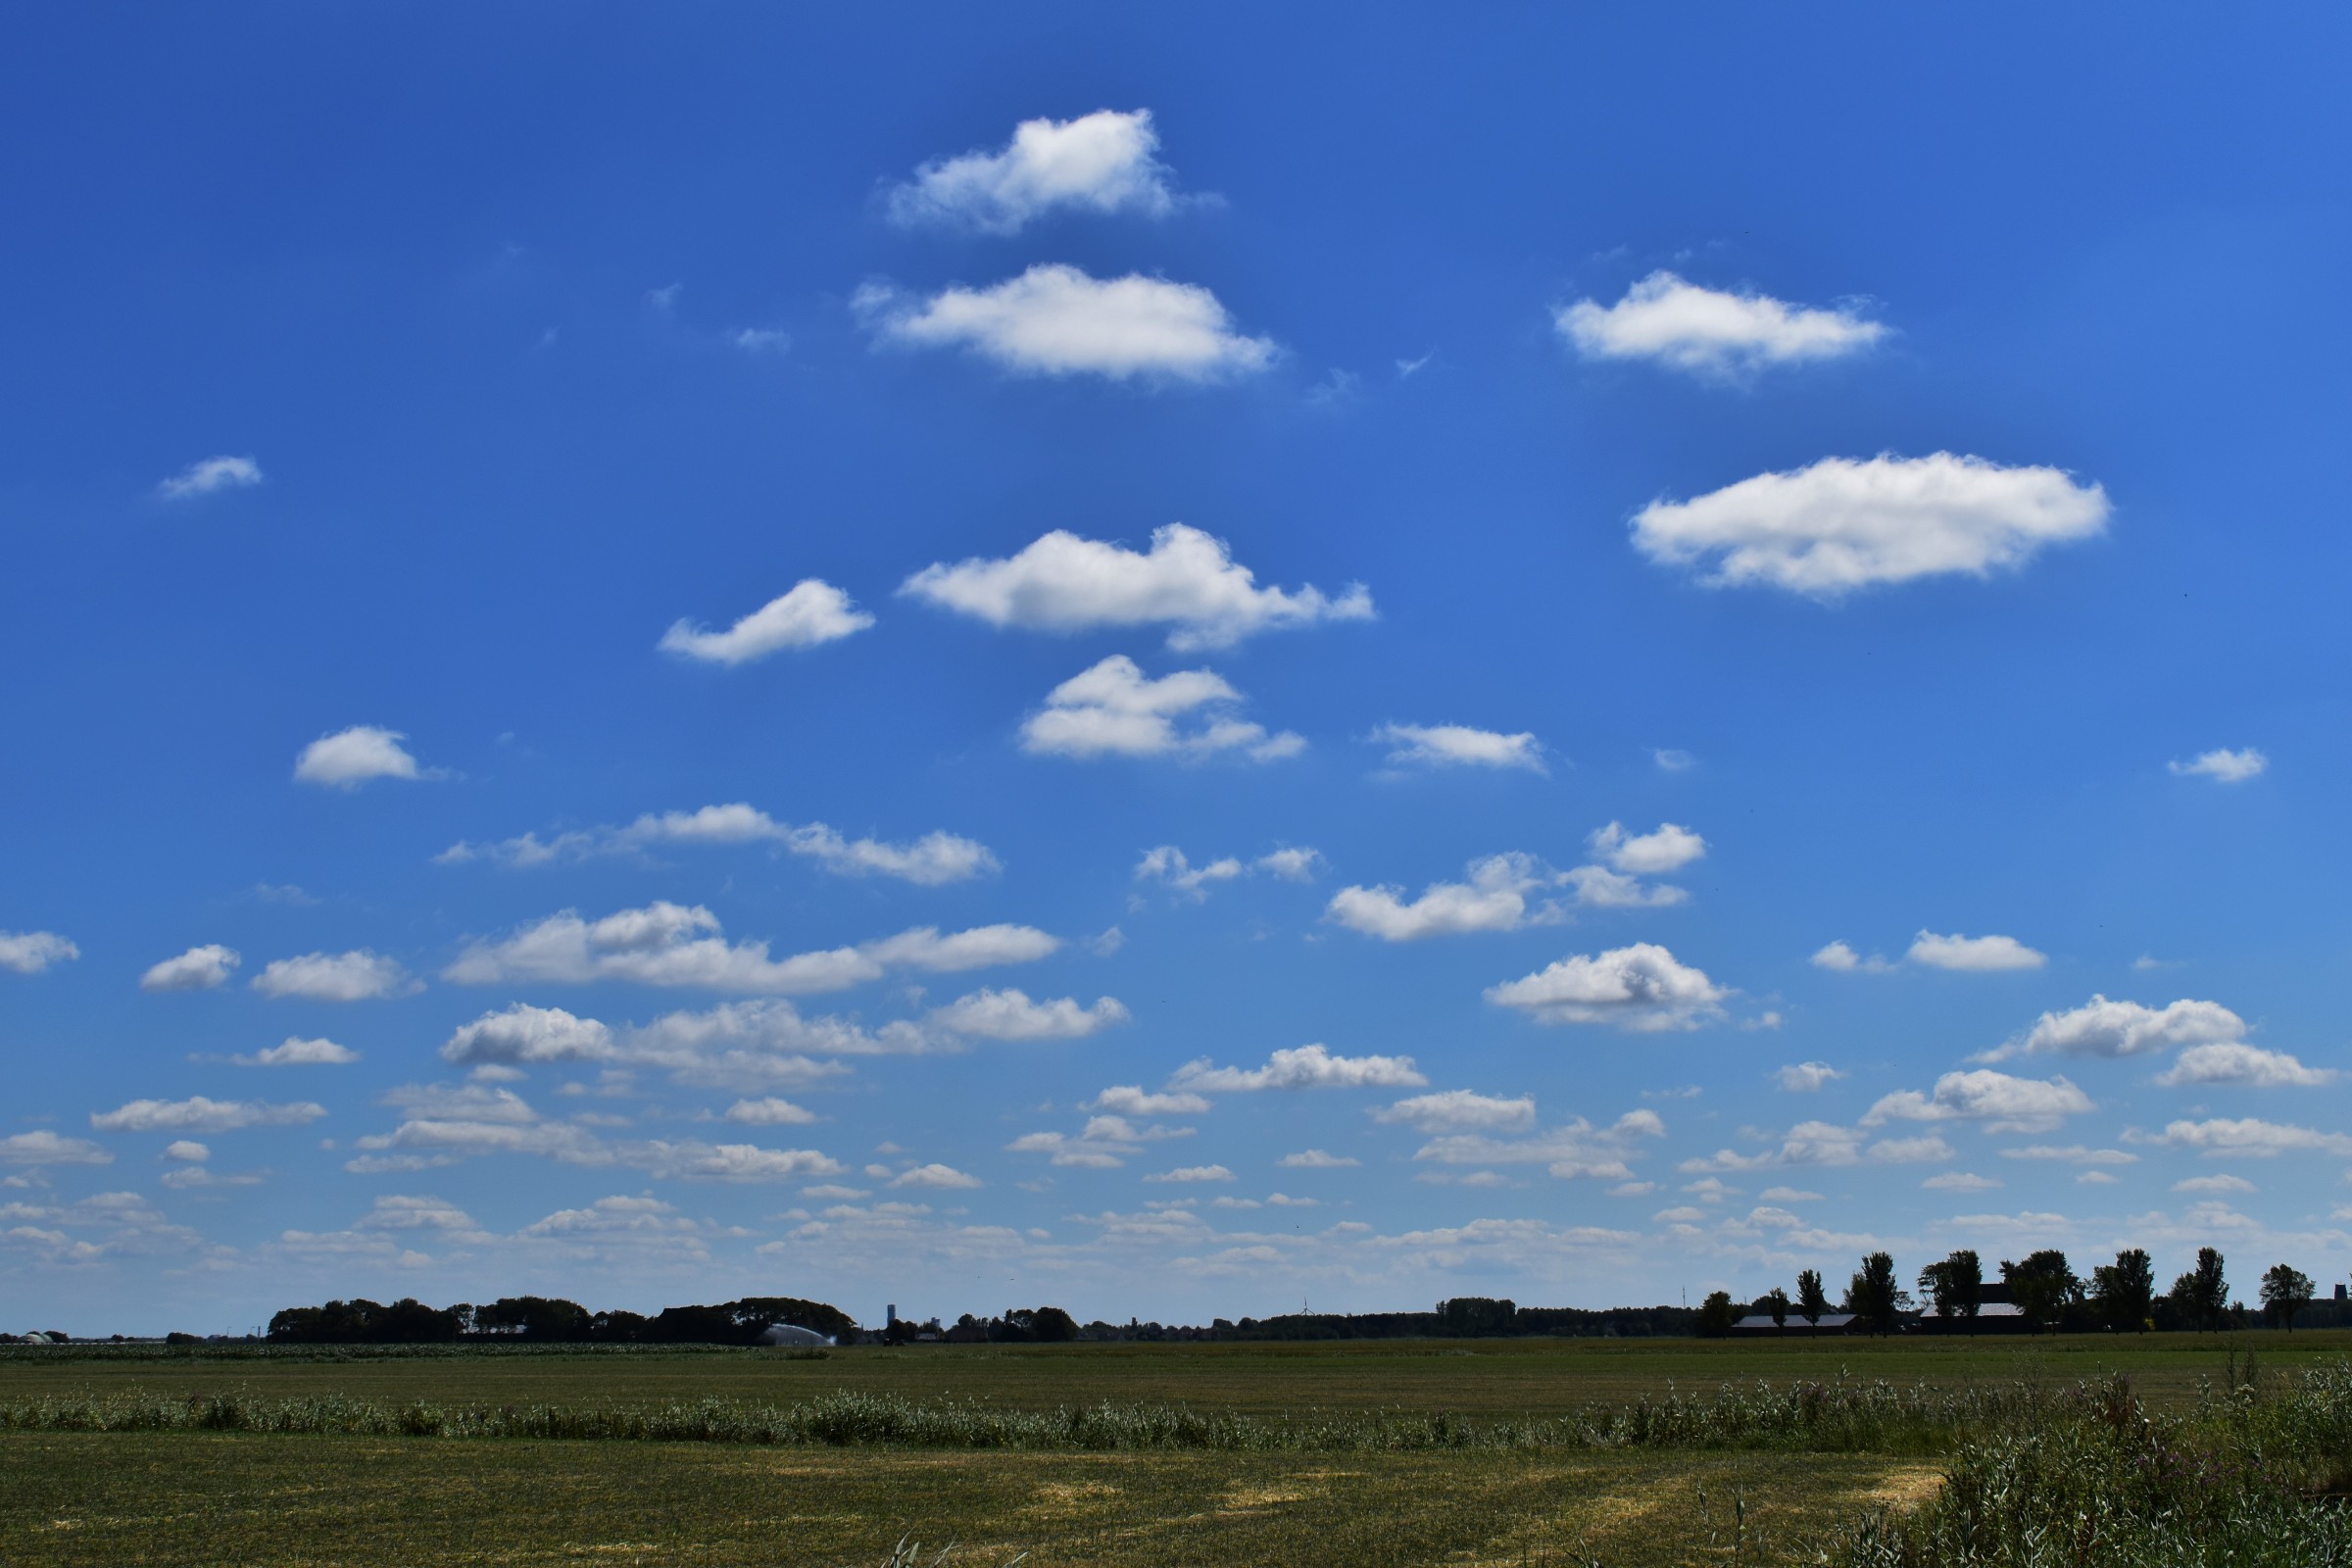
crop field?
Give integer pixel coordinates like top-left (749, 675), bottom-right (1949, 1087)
top-left (3, 1332), bottom-right (2349, 1566)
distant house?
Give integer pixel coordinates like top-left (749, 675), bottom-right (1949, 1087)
top-left (1914, 1301), bottom-right (2033, 1334)
top-left (1730, 1312), bottom-right (1860, 1336)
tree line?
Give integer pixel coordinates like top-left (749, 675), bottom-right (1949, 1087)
top-left (265, 1294), bottom-right (858, 1345)
top-left (1696, 1247), bottom-right (2325, 1335)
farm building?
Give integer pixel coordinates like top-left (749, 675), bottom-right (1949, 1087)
top-left (1729, 1312), bottom-right (1860, 1336)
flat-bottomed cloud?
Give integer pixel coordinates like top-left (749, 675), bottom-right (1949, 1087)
top-left (0, 930), bottom-right (79, 975)
top-left (140, 944), bottom-right (241, 992)
top-left (859, 265), bottom-right (1275, 382)
top-left (293, 726), bottom-right (439, 789)
top-left (1633, 452), bottom-right (2109, 596)
top-left (1371, 723), bottom-right (1545, 773)
top-left (886, 109), bottom-right (1183, 233)
top-left (660, 580), bottom-right (874, 664)
top-left (1557, 272), bottom-right (1886, 378)
top-left (1021, 656), bottom-right (1301, 761)
top-left (251, 950), bottom-right (416, 1002)
top-left (2170, 747), bottom-right (2268, 784)
top-left (1486, 944), bottom-right (1727, 1030)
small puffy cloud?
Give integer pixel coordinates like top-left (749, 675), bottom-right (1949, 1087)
top-left (1373, 1091), bottom-right (1537, 1134)
top-left (1924, 1171), bottom-right (2001, 1192)
top-left (723, 1098), bottom-right (818, 1126)
top-left (293, 726), bottom-right (439, 789)
top-left (1810, 941), bottom-right (1886, 973)
top-left (1998, 1145), bottom-right (2136, 1165)
top-left (2174, 1173), bottom-right (2257, 1195)
top-left (2169, 748), bottom-right (2268, 784)
top-left (162, 1141), bottom-right (210, 1162)
top-left (1326, 854), bottom-right (1553, 941)
top-left (1409, 1109), bottom-right (1666, 1182)
top-left (766, 822), bottom-right (998, 885)
top-left (658, 580), bottom-right (873, 664)
top-left (251, 950), bottom-right (415, 1002)
top-left (1136, 845), bottom-right (1322, 903)
top-left (1653, 748), bottom-right (1696, 772)
top-left (0, 1131), bottom-right (112, 1165)
top-left (732, 327), bottom-right (792, 355)
top-left (1906, 931), bottom-right (2046, 972)
top-left (1486, 943), bottom-right (1727, 1031)
top-left (891, 1163), bottom-right (983, 1190)
top-left (1863, 1070), bottom-right (2093, 1135)
top-left (1557, 865), bottom-right (1689, 910)
top-left (1370, 723), bottom-right (1545, 773)
top-left (233, 1036), bottom-right (359, 1066)
top-left (157, 455), bottom-right (263, 499)
top-left (2157, 1043), bottom-right (2334, 1089)
top-left (886, 108), bottom-right (1181, 234)
top-left (1021, 656), bottom-right (1300, 761)
top-left (441, 1004), bottom-right (615, 1065)
top-left (1588, 822), bottom-right (1706, 875)
top-left (444, 903), bottom-right (1055, 994)
top-left (642, 1143), bottom-right (846, 1183)
top-left (1257, 848), bottom-right (1323, 882)
top-left (2006, 995), bottom-right (2246, 1059)
top-left (903, 523), bottom-right (1369, 652)
top-left (1277, 1150), bottom-right (1360, 1168)
top-left (1775, 1061), bottom-right (1844, 1093)
top-left (1171, 1044), bottom-right (1427, 1093)
top-left (928, 988), bottom-right (1130, 1041)
top-left (1144, 1164), bottom-right (1234, 1184)
top-left (0, 930), bottom-right (78, 975)
top-left (861, 265), bottom-right (1275, 382)
top-left (1556, 272), bottom-right (1885, 378)
top-left (1091, 1086), bottom-right (1211, 1117)
top-left (90, 1097), bottom-right (326, 1134)
top-left (2152, 1117), bottom-right (2352, 1158)
top-left (1758, 1186), bottom-right (1822, 1201)
top-left (140, 944), bottom-right (241, 992)
top-left (1633, 452), bottom-right (2110, 598)
top-left (1681, 1119), bottom-right (1952, 1174)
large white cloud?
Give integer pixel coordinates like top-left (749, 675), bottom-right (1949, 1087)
top-left (293, 725), bottom-right (439, 789)
top-left (0, 930), bottom-right (78, 974)
top-left (90, 1097), bottom-right (326, 1134)
top-left (1409, 1110), bottom-right (1665, 1181)
top-left (1170, 1044), bottom-right (1428, 1093)
top-left (903, 523), bottom-right (1370, 652)
top-left (2156, 1044), bottom-right (2335, 1089)
top-left (1020, 656), bottom-right (1301, 761)
top-left (2169, 747), bottom-right (2268, 784)
top-left (926, 988), bottom-right (1130, 1041)
top-left (860, 265), bottom-right (1275, 382)
top-left (1370, 723), bottom-right (1546, 773)
top-left (441, 1004), bottom-right (617, 1065)
top-left (157, 455), bottom-right (263, 499)
top-left (1905, 931), bottom-right (2047, 972)
top-left (1632, 453), bottom-right (2110, 597)
top-left (2004, 995), bottom-right (2246, 1059)
top-left (1486, 944), bottom-right (1727, 1030)
top-left (1556, 272), bottom-right (1886, 377)
top-left (251, 950), bottom-right (415, 1002)
top-left (140, 944), bottom-right (241, 992)
top-left (443, 903), bottom-right (1055, 994)
top-left (1863, 1070), bottom-right (2094, 1135)
top-left (1325, 854), bottom-right (1553, 941)
top-left (885, 109), bottom-right (1182, 233)
top-left (441, 804), bottom-right (998, 887)
top-left (659, 579), bottom-right (874, 664)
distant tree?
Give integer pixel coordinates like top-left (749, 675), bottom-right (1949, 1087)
top-left (1918, 1250), bottom-right (1984, 1327)
top-left (1761, 1287), bottom-right (1790, 1330)
top-left (1437, 1297), bottom-right (1517, 1337)
top-left (2090, 1249), bottom-right (2156, 1333)
top-left (2166, 1249), bottom-right (2230, 1333)
top-left (2000, 1250), bottom-right (2081, 1333)
top-left (1843, 1252), bottom-right (1913, 1335)
top-left (473, 1297), bottom-right (592, 1341)
top-left (1029, 1306), bottom-right (1079, 1342)
top-left (1695, 1290), bottom-right (1737, 1338)
top-left (1795, 1269), bottom-right (1829, 1327)
top-left (2261, 1264), bottom-right (2316, 1332)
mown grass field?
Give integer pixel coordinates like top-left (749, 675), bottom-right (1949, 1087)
top-left (1, 1332), bottom-right (2343, 1566)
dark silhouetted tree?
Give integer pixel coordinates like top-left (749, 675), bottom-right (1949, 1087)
top-left (1918, 1250), bottom-right (1984, 1327)
top-left (2090, 1249), bottom-right (2156, 1333)
top-left (2262, 1263), bottom-right (2315, 1331)
top-left (1843, 1252), bottom-right (1912, 1335)
top-left (1795, 1269), bottom-right (1829, 1327)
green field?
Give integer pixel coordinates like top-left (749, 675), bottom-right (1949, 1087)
top-left (2, 1332), bottom-right (2343, 1566)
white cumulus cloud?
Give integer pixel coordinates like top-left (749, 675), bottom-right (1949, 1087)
top-left (1373, 1091), bottom-right (1538, 1134)
top-left (251, 950), bottom-right (416, 1002)
top-left (1090, 1086), bottom-right (1211, 1117)
top-left (2153, 1118), bottom-right (2352, 1158)
top-left (1326, 854), bottom-right (1554, 941)
top-left (1556, 272), bottom-right (1885, 378)
top-left (658, 579), bottom-right (873, 664)
top-left (1278, 1150), bottom-right (1360, 1168)
top-left (441, 1004), bottom-right (616, 1065)
top-left (1486, 944), bottom-right (1727, 1031)
top-left (1370, 723), bottom-right (1546, 773)
top-left (1632, 452), bottom-right (2110, 597)
top-left (1020, 656), bottom-right (1301, 761)
top-left (140, 944), bottom-right (241, 992)
top-left (860, 265), bottom-right (1275, 382)
top-left (1775, 1061), bottom-right (1844, 1093)
top-left (0, 930), bottom-right (79, 975)
top-left (0, 1131), bottom-right (113, 1165)
top-left (2005, 995), bottom-right (2246, 1059)
top-left (2156, 1044), bottom-right (2335, 1089)
top-left (440, 805), bottom-right (997, 887)
top-left (1170, 1044), bottom-right (1428, 1094)
top-left (293, 726), bottom-right (439, 789)
top-left (723, 1098), bottom-right (818, 1126)
top-left (1588, 821), bottom-right (1707, 875)
top-left (903, 523), bottom-right (1369, 652)
top-left (2169, 748), bottom-right (2268, 784)
top-left (1906, 931), bottom-right (2047, 972)
top-left (927, 988), bottom-right (1130, 1041)
top-left (157, 455), bottom-right (264, 499)
top-left (233, 1036), bottom-right (359, 1066)
top-left (886, 108), bottom-right (1182, 233)
top-left (891, 1162), bottom-right (983, 1190)
top-left (1144, 1164), bottom-right (1234, 1184)
top-left (1863, 1070), bottom-right (2093, 1135)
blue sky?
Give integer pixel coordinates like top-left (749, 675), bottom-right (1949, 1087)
top-left (4, 5), bottom-right (2349, 1334)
